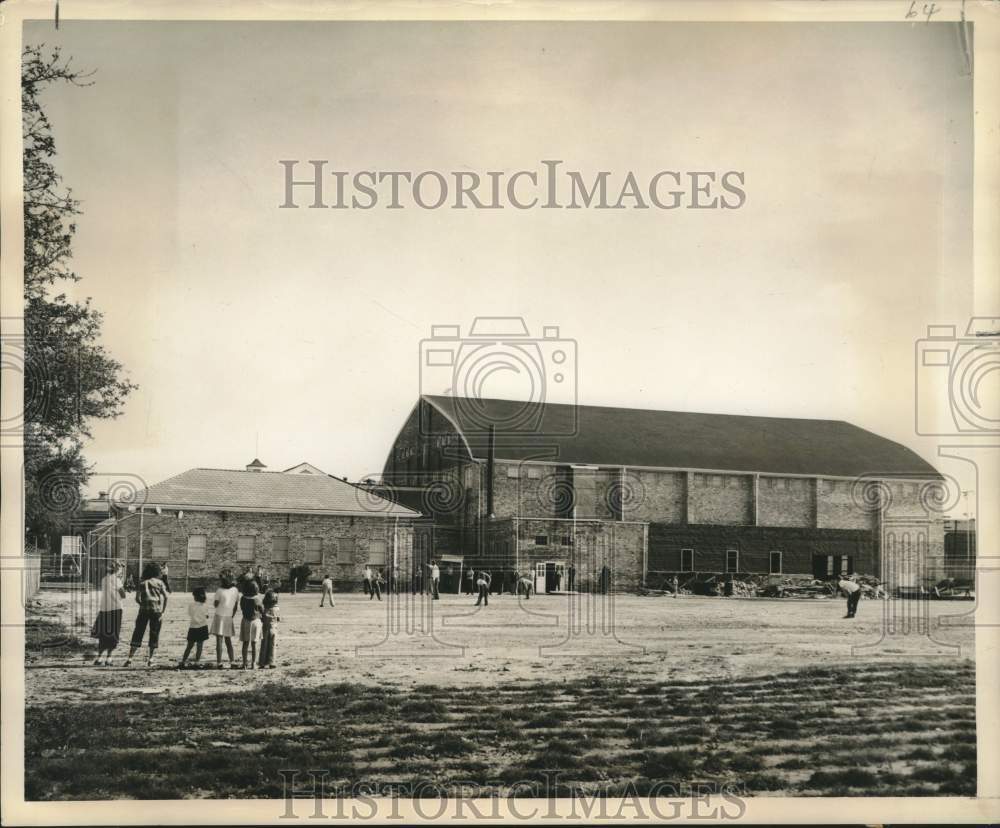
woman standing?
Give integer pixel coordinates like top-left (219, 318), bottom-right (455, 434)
top-left (123, 562), bottom-right (169, 668)
top-left (91, 561), bottom-right (125, 666)
top-left (211, 568), bottom-right (241, 669)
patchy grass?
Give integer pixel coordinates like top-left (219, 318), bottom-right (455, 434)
top-left (25, 619), bottom-right (90, 655)
top-left (24, 614), bottom-right (977, 800)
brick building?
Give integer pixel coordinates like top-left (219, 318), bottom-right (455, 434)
top-left (381, 396), bottom-right (946, 593)
top-left (943, 518), bottom-right (977, 581)
top-left (97, 460), bottom-right (418, 591)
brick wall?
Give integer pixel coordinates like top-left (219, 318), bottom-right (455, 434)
top-left (115, 510), bottom-right (413, 591)
top-left (816, 478), bottom-right (877, 530)
top-left (510, 518), bottom-right (646, 592)
top-left (623, 469), bottom-right (686, 523)
top-left (689, 472), bottom-right (753, 525)
top-left (648, 523), bottom-right (875, 576)
top-left (757, 476), bottom-right (815, 527)
top-left (879, 479), bottom-right (947, 586)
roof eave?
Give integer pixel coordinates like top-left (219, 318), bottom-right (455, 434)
top-left (114, 502), bottom-right (420, 518)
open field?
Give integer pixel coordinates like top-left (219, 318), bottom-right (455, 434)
top-left (23, 589), bottom-right (976, 799)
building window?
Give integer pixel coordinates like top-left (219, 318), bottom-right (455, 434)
top-left (561, 535), bottom-right (573, 546)
top-left (187, 535), bottom-right (207, 561)
top-left (369, 539), bottom-right (388, 566)
top-left (769, 550), bottom-right (782, 574)
top-left (726, 549), bottom-right (739, 573)
top-left (534, 535), bottom-right (548, 546)
top-left (338, 537), bottom-right (354, 564)
top-left (710, 475), bottom-right (722, 487)
top-left (681, 548), bottom-right (695, 572)
top-left (527, 466), bottom-right (541, 479)
top-left (506, 465), bottom-right (519, 478)
top-left (236, 535), bottom-right (255, 562)
top-left (272, 536), bottom-right (290, 563)
top-left (304, 537), bottom-right (323, 565)
top-left (151, 534), bottom-right (170, 559)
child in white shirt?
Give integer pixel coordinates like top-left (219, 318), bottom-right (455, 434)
top-left (180, 586), bottom-right (211, 668)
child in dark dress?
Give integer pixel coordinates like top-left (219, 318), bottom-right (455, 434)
top-left (258, 590), bottom-right (280, 668)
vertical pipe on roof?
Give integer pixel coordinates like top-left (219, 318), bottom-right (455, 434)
top-left (486, 424), bottom-right (496, 519)
top-left (752, 473), bottom-right (760, 527)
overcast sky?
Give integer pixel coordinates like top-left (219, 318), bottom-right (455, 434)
top-left (24, 21), bottom-right (973, 497)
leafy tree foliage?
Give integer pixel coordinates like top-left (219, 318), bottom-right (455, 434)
top-left (22, 46), bottom-right (137, 542)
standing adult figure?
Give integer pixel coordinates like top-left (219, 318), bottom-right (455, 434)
top-left (91, 561), bottom-right (126, 666)
top-left (426, 560), bottom-right (441, 600)
top-left (475, 570), bottom-right (492, 606)
top-left (123, 562), bottom-right (169, 668)
top-left (320, 573), bottom-right (335, 607)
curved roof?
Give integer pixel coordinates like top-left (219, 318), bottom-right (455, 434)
top-left (129, 468), bottom-right (419, 517)
top-left (422, 395), bottom-right (939, 479)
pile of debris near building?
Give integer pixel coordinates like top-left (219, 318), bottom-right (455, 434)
top-left (641, 572), bottom-right (974, 600)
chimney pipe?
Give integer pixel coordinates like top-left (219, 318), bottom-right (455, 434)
top-left (486, 424), bottom-right (496, 519)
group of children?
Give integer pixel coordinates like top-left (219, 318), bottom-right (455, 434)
top-left (93, 562), bottom-right (280, 669)
top-left (182, 570), bottom-right (281, 669)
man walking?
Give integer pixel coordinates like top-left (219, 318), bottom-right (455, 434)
top-left (838, 572), bottom-right (862, 618)
top-left (320, 573), bottom-right (335, 607)
top-left (370, 569), bottom-right (383, 601)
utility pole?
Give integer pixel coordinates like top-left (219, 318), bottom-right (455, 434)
top-left (137, 506), bottom-right (145, 580)
top-left (961, 489), bottom-right (974, 578)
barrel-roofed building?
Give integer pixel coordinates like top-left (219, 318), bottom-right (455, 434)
top-left (381, 395), bottom-right (944, 594)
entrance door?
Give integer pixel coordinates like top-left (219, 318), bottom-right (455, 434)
top-left (811, 554), bottom-right (829, 579)
top-left (545, 562), bottom-right (556, 593)
top-left (553, 562), bottom-right (567, 592)
top-left (535, 562), bottom-right (546, 595)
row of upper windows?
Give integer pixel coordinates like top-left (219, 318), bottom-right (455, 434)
top-left (678, 548), bottom-right (783, 574)
top-left (497, 466), bottom-right (924, 495)
top-left (147, 535), bottom-right (389, 565)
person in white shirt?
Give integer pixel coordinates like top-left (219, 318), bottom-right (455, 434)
top-left (425, 561), bottom-right (441, 599)
top-left (320, 574), bottom-right (335, 607)
top-left (474, 570), bottom-right (492, 607)
top-left (179, 586), bottom-right (211, 667)
top-left (210, 570), bottom-right (241, 669)
top-left (91, 561), bottom-right (126, 666)
top-left (838, 573), bottom-right (862, 618)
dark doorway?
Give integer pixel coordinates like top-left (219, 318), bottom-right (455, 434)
top-left (812, 554), bottom-right (855, 579)
top-left (811, 554), bottom-right (829, 579)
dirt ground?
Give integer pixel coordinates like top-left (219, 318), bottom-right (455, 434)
top-left (24, 588), bottom-right (975, 705)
